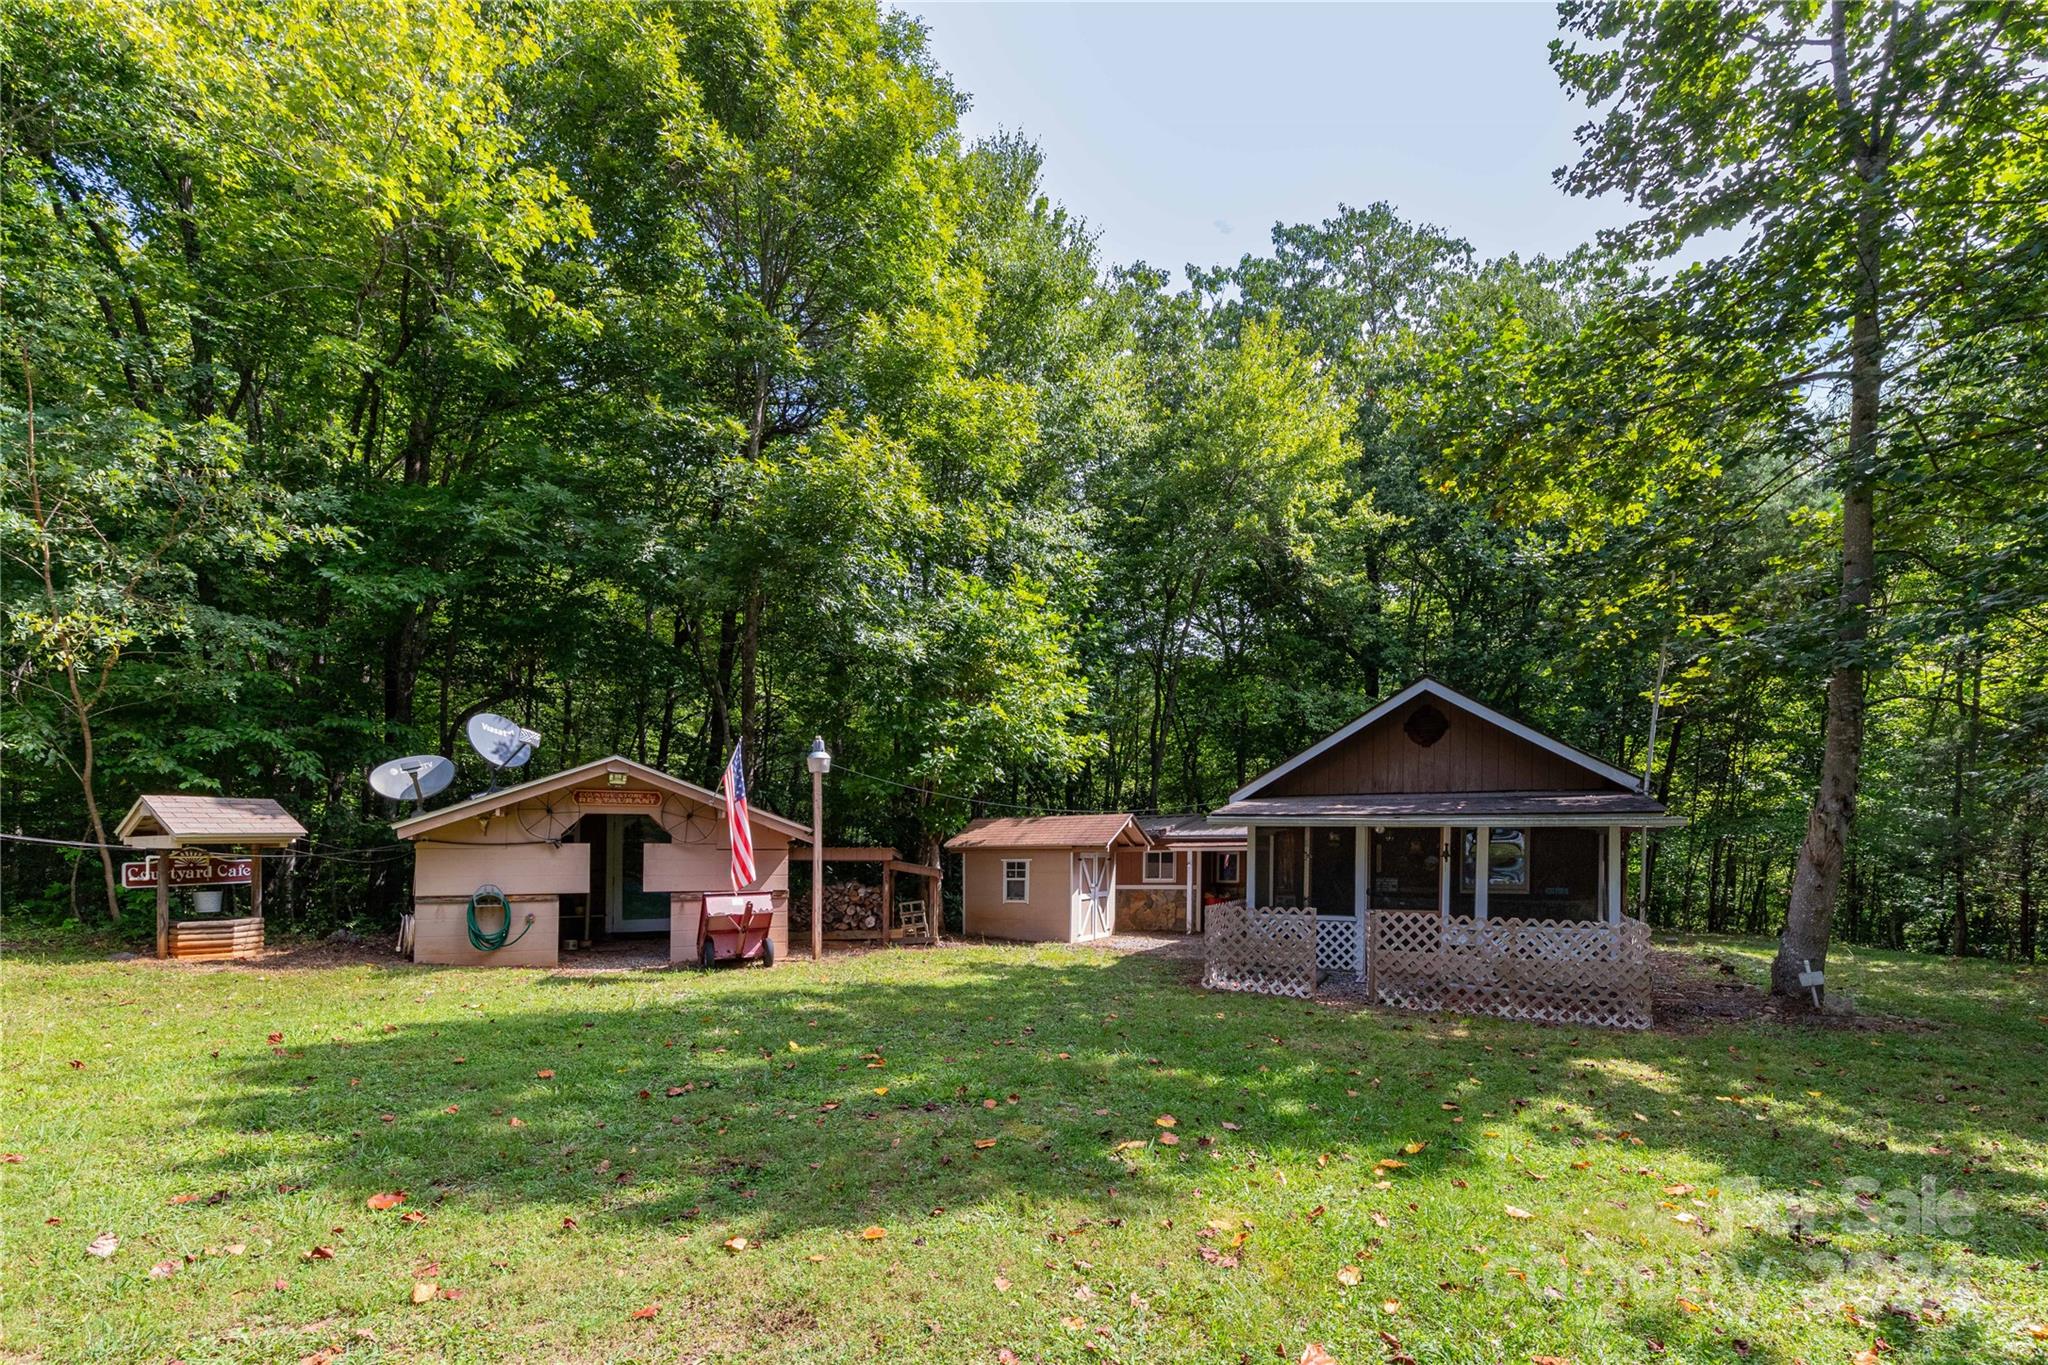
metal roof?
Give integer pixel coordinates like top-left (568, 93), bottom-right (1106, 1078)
top-left (116, 795), bottom-right (307, 846)
top-left (1136, 814), bottom-right (1246, 846)
top-left (944, 814), bottom-right (1147, 851)
top-left (1211, 790), bottom-right (1682, 827)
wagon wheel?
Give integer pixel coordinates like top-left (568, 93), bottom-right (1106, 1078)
top-left (519, 792), bottom-right (578, 843)
top-left (760, 938), bottom-right (774, 969)
top-left (700, 937), bottom-right (717, 971)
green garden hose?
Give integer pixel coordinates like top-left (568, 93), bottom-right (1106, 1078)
top-left (466, 883), bottom-right (533, 953)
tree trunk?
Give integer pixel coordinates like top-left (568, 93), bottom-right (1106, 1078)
top-left (2019, 798), bottom-right (2037, 962)
top-left (1774, 12), bottom-right (1885, 1004)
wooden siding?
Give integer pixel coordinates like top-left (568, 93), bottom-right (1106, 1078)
top-left (960, 848), bottom-right (1074, 941)
top-left (1264, 700), bottom-right (1617, 797)
top-left (412, 894), bottom-right (560, 967)
top-left (414, 838), bottom-right (590, 898)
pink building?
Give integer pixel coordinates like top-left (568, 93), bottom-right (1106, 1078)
top-left (392, 755), bottom-right (806, 967)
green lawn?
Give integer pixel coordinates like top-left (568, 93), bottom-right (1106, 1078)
top-left (3, 937), bottom-right (2045, 1364)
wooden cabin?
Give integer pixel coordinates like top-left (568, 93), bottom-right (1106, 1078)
top-left (392, 756), bottom-right (806, 968)
top-left (945, 815), bottom-right (1148, 943)
top-left (1210, 678), bottom-right (1683, 977)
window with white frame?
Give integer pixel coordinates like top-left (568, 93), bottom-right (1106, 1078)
top-left (1143, 849), bottom-right (1176, 883)
top-left (1002, 858), bottom-right (1030, 902)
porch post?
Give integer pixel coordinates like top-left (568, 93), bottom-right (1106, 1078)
top-left (1353, 823), bottom-right (1369, 975)
top-left (1245, 824), bottom-right (1258, 908)
top-left (1473, 826), bottom-right (1490, 923)
top-left (1606, 825), bottom-right (1624, 924)
top-left (1184, 848), bottom-right (1196, 933)
top-left (1438, 824), bottom-right (1452, 922)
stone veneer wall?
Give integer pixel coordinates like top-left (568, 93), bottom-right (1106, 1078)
top-left (1115, 887), bottom-right (1187, 933)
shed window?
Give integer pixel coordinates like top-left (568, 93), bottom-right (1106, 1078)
top-left (1002, 859), bottom-right (1030, 902)
top-left (1143, 850), bottom-right (1176, 883)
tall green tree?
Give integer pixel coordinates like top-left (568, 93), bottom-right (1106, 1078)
top-left (1552, 0), bottom-right (2048, 1000)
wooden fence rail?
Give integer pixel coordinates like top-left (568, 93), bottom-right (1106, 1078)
top-left (1203, 901), bottom-right (1317, 999)
top-left (1366, 910), bottom-right (1653, 1030)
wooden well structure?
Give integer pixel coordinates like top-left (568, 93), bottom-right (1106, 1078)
top-left (115, 795), bottom-right (307, 960)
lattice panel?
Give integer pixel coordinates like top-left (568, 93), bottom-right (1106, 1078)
top-left (1204, 902), bottom-right (1316, 999)
top-left (1366, 911), bottom-right (1653, 1030)
top-left (1316, 914), bottom-right (1361, 976)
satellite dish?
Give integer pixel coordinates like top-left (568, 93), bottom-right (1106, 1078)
top-left (467, 712), bottom-right (541, 794)
top-left (368, 753), bottom-right (456, 806)
top-left (467, 712), bottom-right (540, 769)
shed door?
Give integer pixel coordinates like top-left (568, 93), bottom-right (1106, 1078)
top-left (605, 815), bottom-right (672, 933)
top-left (1076, 855), bottom-right (1113, 941)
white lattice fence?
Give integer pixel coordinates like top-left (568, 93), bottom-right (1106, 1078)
top-left (1366, 911), bottom-right (1653, 1030)
top-left (1316, 914), bottom-right (1362, 976)
top-left (1204, 902), bottom-right (1316, 998)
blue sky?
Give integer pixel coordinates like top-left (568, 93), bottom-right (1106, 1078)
top-left (909, 2), bottom-right (1635, 280)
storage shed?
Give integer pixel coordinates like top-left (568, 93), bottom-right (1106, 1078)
top-left (391, 755), bottom-right (806, 968)
top-left (945, 814), bottom-right (1147, 943)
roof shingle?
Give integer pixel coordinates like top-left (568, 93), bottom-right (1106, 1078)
top-left (944, 814), bottom-right (1144, 851)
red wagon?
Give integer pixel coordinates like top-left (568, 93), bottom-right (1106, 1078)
top-left (697, 892), bottom-right (775, 969)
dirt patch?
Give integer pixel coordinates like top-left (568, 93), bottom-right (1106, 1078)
top-left (1652, 948), bottom-right (1933, 1033)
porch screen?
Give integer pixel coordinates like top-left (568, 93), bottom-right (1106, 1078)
top-left (1371, 829), bottom-right (1441, 911)
top-left (1254, 827), bottom-right (1355, 914)
top-left (1307, 827), bottom-right (1355, 915)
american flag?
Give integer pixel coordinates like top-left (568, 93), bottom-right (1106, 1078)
top-left (722, 740), bottom-right (756, 891)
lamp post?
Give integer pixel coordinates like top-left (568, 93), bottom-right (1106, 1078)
top-left (806, 736), bottom-right (831, 961)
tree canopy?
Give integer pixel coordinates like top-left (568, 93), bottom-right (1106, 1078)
top-left (5, 0), bottom-right (2044, 966)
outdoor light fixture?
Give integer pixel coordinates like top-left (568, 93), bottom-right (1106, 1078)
top-left (806, 736), bottom-right (831, 776)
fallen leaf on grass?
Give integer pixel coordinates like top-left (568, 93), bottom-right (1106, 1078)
top-left (1504, 1205), bottom-right (1534, 1220)
top-left (148, 1259), bottom-right (178, 1279)
top-left (223, 1243), bottom-right (245, 1256)
top-left (1154, 1114), bottom-right (1177, 1128)
top-left (974, 1138), bottom-right (998, 1150)
top-left (305, 1246), bottom-right (335, 1260)
top-left (400, 1210), bottom-right (428, 1224)
top-left (1221, 1121), bottom-right (1241, 1131)
top-left (1530, 1356), bottom-right (1573, 1365)
top-left (1060, 1315), bottom-right (1086, 1331)
top-left (411, 1282), bottom-right (436, 1304)
top-left (1298, 1345), bottom-right (1337, 1365)
top-left (1675, 1297), bottom-right (1704, 1314)
top-left (860, 1226), bottom-right (887, 1241)
top-left (0, 1154), bottom-right (21, 1163)
top-left (806, 1253), bottom-right (827, 1263)
top-left (1401, 1141), bottom-right (1427, 1155)
top-left (267, 1032), bottom-right (283, 1044)
top-left (629, 1303), bottom-right (660, 1320)
top-left (994, 1274), bottom-right (1011, 1291)
top-left (723, 1237), bottom-right (749, 1253)
top-left (1336, 1265), bottom-right (1362, 1286)
top-left (1382, 1298), bottom-right (1401, 1314)
top-left (85, 1233), bottom-right (118, 1258)
top-left (367, 1192), bottom-right (406, 1211)
top-left (1158, 1133), bottom-right (1180, 1146)
top-left (536, 1069), bottom-right (555, 1079)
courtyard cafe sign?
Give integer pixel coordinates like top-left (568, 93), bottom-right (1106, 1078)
top-left (121, 850), bottom-right (254, 891)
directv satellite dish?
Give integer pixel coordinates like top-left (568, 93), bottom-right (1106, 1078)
top-left (368, 753), bottom-right (456, 806)
top-left (467, 712), bottom-right (541, 793)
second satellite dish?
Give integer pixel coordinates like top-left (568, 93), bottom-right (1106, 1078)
top-left (467, 712), bottom-right (541, 771)
top-left (368, 753), bottom-right (455, 805)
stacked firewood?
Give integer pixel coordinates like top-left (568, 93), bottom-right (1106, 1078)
top-left (788, 881), bottom-right (886, 931)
